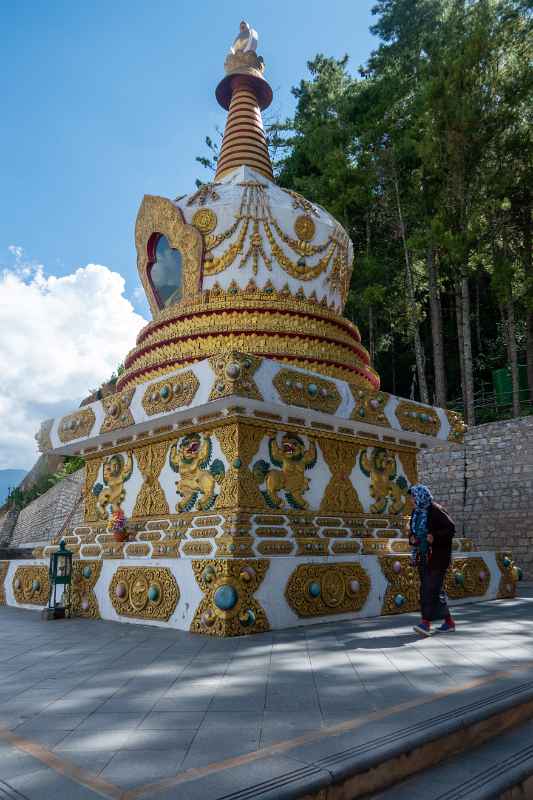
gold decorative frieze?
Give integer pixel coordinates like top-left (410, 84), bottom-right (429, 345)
top-left (350, 387), bottom-right (389, 426)
top-left (70, 560), bottom-right (102, 619)
top-left (215, 536), bottom-right (254, 558)
top-left (58, 408), bottom-right (96, 443)
top-left (273, 369), bottom-right (341, 415)
top-left (389, 540), bottom-right (411, 554)
top-left (152, 539), bottom-right (181, 557)
top-left (362, 538), bottom-right (392, 555)
top-left (12, 566), bottom-right (49, 606)
top-left (100, 389), bottom-right (135, 434)
top-left (125, 543), bottom-right (151, 558)
top-left (396, 401), bottom-right (441, 437)
top-left (80, 545), bottom-right (102, 558)
top-left (380, 556), bottom-right (420, 615)
top-left (35, 419), bottom-right (54, 453)
top-left (322, 528), bottom-right (348, 538)
top-left (0, 561), bottom-right (8, 605)
top-left (190, 558), bottom-right (270, 637)
top-left (109, 567), bottom-right (179, 621)
top-left (257, 541), bottom-right (294, 555)
top-left (192, 207), bottom-right (217, 234)
top-left (139, 531), bottom-right (164, 542)
top-left (296, 539), bottom-right (329, 556)
top-left (445, 557), bottom-right (490, 599)
top-left (133, 441), bottom-right (170, 518)
top-left (360, 447), bottom-right (409, 515)
top-left (216, 423), bottom-right (265, 510)
top-left (182, 541), bottom-right (213, 556)
top-left (446, 409), bottom-right (466, 443)
top-left (189, 527), bottom-right (219, 538)
top-left (285, 563), bottom-right (371, 618)
top-left (142, 371), bottom-right (199, 416)
top-left (256, 527), bottom-right (287, 538)
top-left (194, 515), bottom-right (223, 527)
top-left (208, 351), bottom-right (262, 402)
top-left (331, 541), bottom-right (361, 554)
top-left (254, 514), bottom-right (287, 525)
top-left (252, 432), bottom-right (317, 511)
top-left (101, 542), bottom-right (127, 558)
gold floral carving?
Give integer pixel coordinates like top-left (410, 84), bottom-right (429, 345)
top-left (296, 540), bottom-right (329, 556)
top-left (319, 439), bottom-right (363, 514)
top-left (273, 369), bottom-right (341, 415)
top-left (186, 183), bottom-right (220, 207)
top-left (35, 419), bottom-right (54, 453)
top-left (216, 424), bottom-right (265, 510)
top-left (70, 560), bottom-right (102, 619)
top-left (350, 387), bottom-right (389, 426)
top-left (100, 389), bottom-right (135, 434)
top-left (135, 194), bottom-right (203, 316)
top-left (208, 351), bottom-right (263, 402)
top-left (0, 561), bottom-right (8, 605)
top-left (379, 556), bottom-right (420, 615)
top-left (192, 208), bottom-right (217, 234)
top-left (190, 558), bottom-right (270, 637)
top-left (445, 557), bottom-right (490, 599)
top-left (141, 371), bottom-right (199, 416)
top-left (132, 441), bottom-right (170, 518)
top-left (396, 401), bottom-right (441, 437)
top-left (58, 409), bottom-right (96, 443)
top-left (446, 410), bottom-right (466, 443)
top-left (496, 552), bottom-right (517, 599)
top-left (360, 448), bottom-right (409, 515)
top-left (109, 567), bottom-right (179, 621)
top-left (12, 566), bottom-right (49, 606)
top-left (285, 563), bottom-right (371, 618)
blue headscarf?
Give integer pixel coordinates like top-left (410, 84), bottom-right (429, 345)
top-left (410, 484), bottom-right (433, 557)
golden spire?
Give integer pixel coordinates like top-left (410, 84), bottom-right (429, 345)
top-left (214, 21), bottom-right (274, 182)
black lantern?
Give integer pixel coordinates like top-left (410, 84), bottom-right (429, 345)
top-left (45, 540), bottom-right (73, 619)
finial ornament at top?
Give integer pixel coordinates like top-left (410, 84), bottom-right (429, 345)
top-left (230, 21), bottom-right (258, 54)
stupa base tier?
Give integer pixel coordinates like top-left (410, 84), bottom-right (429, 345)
top-left (1, 551), bottom-right (519, 635)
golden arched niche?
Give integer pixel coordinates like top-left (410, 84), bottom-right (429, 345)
top-left (135, 195), bottom-right (203, 318)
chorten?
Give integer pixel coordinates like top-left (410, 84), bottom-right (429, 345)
top-left (8, 23), bottom-right (517, 634)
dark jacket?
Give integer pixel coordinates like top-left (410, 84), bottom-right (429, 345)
top-left (427, 502), bottom-right (455, 570)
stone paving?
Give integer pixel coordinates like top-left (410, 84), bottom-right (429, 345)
top-left (0, 588), bottom-right (532, 799)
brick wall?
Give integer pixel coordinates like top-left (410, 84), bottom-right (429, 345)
top-left (9, 469), bottom-right (85, 547)
top-left (418, 416), bottom-right (533, 577)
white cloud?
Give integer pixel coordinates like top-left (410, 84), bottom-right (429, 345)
top-left (0, 253), bottom-right (147, 469)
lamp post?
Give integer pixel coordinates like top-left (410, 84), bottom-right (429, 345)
top-left (45, 540), bottom-right (72, 620)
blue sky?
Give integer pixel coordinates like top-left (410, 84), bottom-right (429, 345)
top-left (0, 0), bottom-right (379, 469)
top-left (1, 0), bottom-right (378, 311)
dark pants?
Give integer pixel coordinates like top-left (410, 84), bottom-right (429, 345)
top-left (419, 564), bottom-right (450, 622)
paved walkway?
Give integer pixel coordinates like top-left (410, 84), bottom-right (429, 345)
top-left (0, 587), bottom-right (532, 799)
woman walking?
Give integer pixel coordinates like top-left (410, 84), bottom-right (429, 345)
top-left (408, 484), bottom-right (456, 637)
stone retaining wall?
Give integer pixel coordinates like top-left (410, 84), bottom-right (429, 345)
top-left (9, 470), bottom-right (85, 547)
top-left (418, 416), bottom-right (533, 578)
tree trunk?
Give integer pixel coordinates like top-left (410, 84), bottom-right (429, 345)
top-left (391, 172), bottom-right (429, 403)
top-left (455, 283), bottom-right (466, 411)
top-left (461, 276), bottom-right (475, 425)
top-left (368, 305), bottom-right (375, 364)
top-left (522, 204), bottom-right (533, 402)
top-left (427, 247), bottom-right (447, 407)
top-left (505, 299), bottom-right (521, 418)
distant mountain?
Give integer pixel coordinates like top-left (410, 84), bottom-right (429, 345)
top-left (0, 469), bottom-right (27, 505)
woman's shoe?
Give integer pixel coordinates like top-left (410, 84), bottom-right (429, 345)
top-left (413, 621), bottom-right (432, 636)
top-left (436, 621), bottom-right (456, 633)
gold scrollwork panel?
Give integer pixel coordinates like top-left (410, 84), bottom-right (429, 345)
top-left (496, 552), bottom-right (517, 599)
top-left (319, 439), bottom-right (363, 514)
top-left (190, 559), bottom-right (270, 637)
top-left (12, 566), bottom-right (49, 606)
top-left (70, 560), bottom-right (102, 619)
top-left (109, 567), bottom-right (179, 621)
top-left (132, 441), bottom-right (170, 518)
top-left (285, 563), bottom-right (371, 618)
top-left (84, 457), bottom-right (103, 523)
top-left (445, 557), bottom-right (490, 599)
top-left (58, 409), bottom-right (96, 444)
top-left (215, 423), bottom-right (265, 510)
top-left (379, 556), bottom-right (420, 615)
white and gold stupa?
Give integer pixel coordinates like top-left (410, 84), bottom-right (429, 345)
top-left (3, 24), bottom-right (518, 634)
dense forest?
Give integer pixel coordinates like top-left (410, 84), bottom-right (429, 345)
top-left (200, 0), bottom-right (532, 425)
